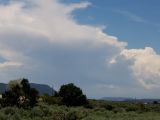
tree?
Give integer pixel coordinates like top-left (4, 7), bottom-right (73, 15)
top-left (59, 83), bottom-right (88, 106)
top-left (2, 82), bottom-right (22, 106)
top-left (29, 88), bottom-right (39, 107)
top-left (21, 78), bottom-right (30, 96)
top-left (20, 79), bottom-right (39, 107)
top-left (2, 78), bottom-right (39, 108)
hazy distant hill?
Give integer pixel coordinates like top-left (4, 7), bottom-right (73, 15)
top-left (101, 97), bottom-right (160, 103)
top-left (101, 97), bottom-right (134, 102)
top-left (30, 83), bottom-right (55, 95)
top-left (0, 83), bottom-right (55, 95)
top-left (0, 83), bottom-right (7, 93)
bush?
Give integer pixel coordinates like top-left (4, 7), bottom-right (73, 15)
top-left (41, 95), bottom-right (62, 105)
top-left (3, 107), bottom-right (16, 115)
top-left (125, 105), bottom-right (138, 112)
top-left (66, 111), bottom-right (77, 120)
top-left (103, 104), bottom-right (114, 111)
top-left (1, 79), bottom-right (39, 108)
top-left (84, 103), bottom-right (93, 109)
top-left (59, 83), bottom-right (88, 106)
top-left (53, 111), bottom-right (66, 120)
top-left (30, 106), bottom-right (44, 117)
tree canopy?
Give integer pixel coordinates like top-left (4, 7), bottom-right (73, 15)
top-left (59, 83), bottom-right (88, 106)
top-left (1, 78), bottom-right (38, 108)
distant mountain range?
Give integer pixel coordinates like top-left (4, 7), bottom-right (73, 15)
top-left (0, 83), bottom-right (55, 96)
top-left (101, 97), bottom-right (160, 103)
top-left (101, 97), bottom-right (134, 102)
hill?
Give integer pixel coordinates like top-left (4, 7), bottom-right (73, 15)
top-left (101, 97), bottom-right (160, 103)
top-left (0, 83), bottom-right (55, 95)
top-left (101, 97), bottom-right (133, 102)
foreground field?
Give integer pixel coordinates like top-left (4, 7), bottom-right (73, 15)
top-left (1, 100), bottom-right (160, 120)
top-left (1, 80), bottom-right (160, 120)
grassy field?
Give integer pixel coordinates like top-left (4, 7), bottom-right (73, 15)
top-left (1, 100), bottom-right (160, 120)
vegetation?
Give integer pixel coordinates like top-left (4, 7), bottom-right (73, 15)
top-left (1, 79), bottom-right (160, 119)
top-left (0, 79), bottom-right (38, 108)
top-left (0, 100), bottom-right (160, 120)
top-left (58, 83), bottom-right (88, 106)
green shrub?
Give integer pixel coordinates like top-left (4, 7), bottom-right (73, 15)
top-left (3, 107), bottom-right (16, 115)
top-left (103, 104), bottom-right (114, 111)
top-left (113, 108), bottom-right (125, 113)
top-left (2, 79), bottom-right (39, 108)
top-left (11, 113), bottom-right (21, 120)
top-left (0, 112), bottom-right (7, 120)
top-left (59, 83), bottom-right (88, 106)
top-left (30, 106), bottom-right (44, 117)
top-left (53, 111), bottom-right (66, 120)
top-left (125, 105), bottom-right (138, 112)
top-left (83, 103), bottom-right (93, 109)
top-left (41, 95), bottom-right (62, 105)
top-left (66, 111), bottom-right (77, 120)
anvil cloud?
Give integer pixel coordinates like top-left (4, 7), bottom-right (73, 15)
top-left (0, 0), bottom-right (160, 98)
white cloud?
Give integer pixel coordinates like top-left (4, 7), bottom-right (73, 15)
top-left (64, 1), bottom-right (91, 13)
top-left (0, 0), bottom-right (125, 82)
top-left (115, 10), bottom-right (147, 23)
top-left (0, 0), bottom-right (159, 98)
top-left (121, 47), bottom-right (160, 89)
top-left (0, 61), bottom-right (22, 69)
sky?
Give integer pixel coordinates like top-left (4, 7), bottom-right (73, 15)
top-left (62, 0), bottom-right (160, 52)
top-left (0, 0), bottom-right (160, 99)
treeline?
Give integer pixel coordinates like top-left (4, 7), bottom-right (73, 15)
top-left (1, 79), bottom-right (160, 119)
top-left (0, 78), bottom-right (88, 108)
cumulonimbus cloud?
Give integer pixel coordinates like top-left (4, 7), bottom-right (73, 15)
top-left (0, 0), bottom-right (160, 97)
top-left (121, 47), bottom-right (160, 89)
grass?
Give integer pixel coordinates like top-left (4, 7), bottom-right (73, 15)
top-left (1, 100), bottom-right (160, 120)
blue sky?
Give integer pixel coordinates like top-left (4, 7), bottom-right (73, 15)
top-left (0, 0), bottom-right (160, 99)
top-left (62, 0), bottom-right (160, 53)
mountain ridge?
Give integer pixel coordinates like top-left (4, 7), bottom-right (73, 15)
top-left (0, 83), bottom-right (55, 95)
top-left (101, 97), bottom-right (160, 103)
